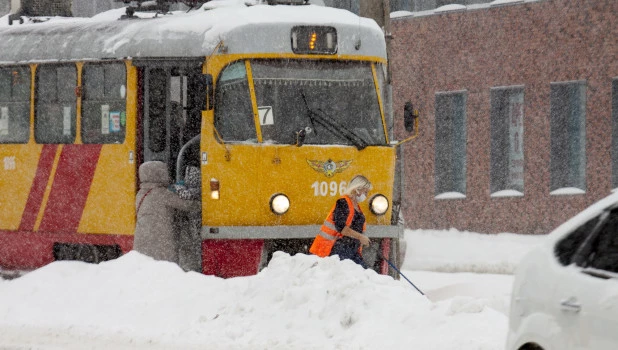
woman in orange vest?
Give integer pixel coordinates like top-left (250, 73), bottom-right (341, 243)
top-left (309, 175), bottom-right (372, 268)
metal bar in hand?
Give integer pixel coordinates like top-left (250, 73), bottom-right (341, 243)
top-left (372, 243), bottom-right (424, 296)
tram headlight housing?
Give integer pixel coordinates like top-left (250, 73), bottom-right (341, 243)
top-left (210, 178), bottom-right (220, 200)
top-left (270, 194), bottom-right (290, 215)
top-left (369, 194), bottom-right (389, 216)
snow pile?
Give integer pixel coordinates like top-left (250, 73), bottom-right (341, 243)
top-left (410, 271), bottom-right (515, 316)
top-left (434, 4), bottom-right (467, 12)
top-left (0, 249), bottom-right (508, 349)
top-left (403, 229), bottom-right (544, 274)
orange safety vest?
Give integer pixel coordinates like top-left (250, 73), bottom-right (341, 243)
top-left (310, 195), bottom-right (359, 258)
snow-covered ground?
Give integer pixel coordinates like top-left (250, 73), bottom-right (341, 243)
top-left (0, 229), bottom-right (545, 349)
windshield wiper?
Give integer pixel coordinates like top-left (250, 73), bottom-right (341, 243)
top-left (300, 91), bottom-right (369, 150)
top-left (300, 91), bottom-right (318, 137)
top-left (313, 108), bottom-right (369, 150)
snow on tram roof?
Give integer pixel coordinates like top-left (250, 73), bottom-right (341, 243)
top-left (0, 3), bottom-right (387, 64)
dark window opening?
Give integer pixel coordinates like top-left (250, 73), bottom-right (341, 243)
top-left (586, 210), bottom-right (618, 273)
top-left (612, 78), bottom-right (618, 188)
top-left (435, 91), bottom-right (467, 196)
top-left (148, 68), bottom-right (168, 153)
top-left (82, 62), bottom-right (127, 144)
top-left (214, 61), bottom-right (255, 142)
top-left (555, 215), bottom-right (601, 266)
top-left (0, 66), bottom-right (30, 144)
top-left (550, 81), bottom-right (586, 192)
top-left (35, 64), bottom-right (77, 144)
top-left (490, 86), bottom-right (525, 194)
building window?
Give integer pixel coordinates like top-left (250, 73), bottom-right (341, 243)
top-left (550, 81), bottom-right (586, 194)
top-left (435, 91), bottom-right (467, 198)
top-left (612, 78), bottom-right (618, 188)
top-left (82, 62), bottom-right (127, 144)
top-left (490, 86), bottom-right (524, 196)
top-left (390, 0), bottom-right (413, 11)
top-left (436, 0), bottom-right (466, 7)
top-left (0, 66), bottom-right (30, 144)
top-left (35, 64), bottom-right (77, 144)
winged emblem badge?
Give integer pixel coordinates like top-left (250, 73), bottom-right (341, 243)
top-left (307, 159), bottom-right (352, 177)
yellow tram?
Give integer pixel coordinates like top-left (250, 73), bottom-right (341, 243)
top-left (0, 1), bottom-right (416, 277)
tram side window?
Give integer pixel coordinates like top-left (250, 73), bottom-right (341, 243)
top-left (0, 66), bottom-right (30, 144)
top-left (35, 65), bottom-right (77, 144)
top-left (82, 63), bottom-right (127, 144)
top-left (214, 62), bottom-right (256, 142)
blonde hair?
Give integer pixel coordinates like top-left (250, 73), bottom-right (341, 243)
top-left (343, 175), bottom-right (372, 196)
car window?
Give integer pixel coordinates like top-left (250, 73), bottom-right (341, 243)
top-left (587, 209), bottom-right (618, 273)
top-left (555, 215), bottom-right (601, 265)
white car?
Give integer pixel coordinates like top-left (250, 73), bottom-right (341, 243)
top-left (507, 191), bottom-right (618, 350)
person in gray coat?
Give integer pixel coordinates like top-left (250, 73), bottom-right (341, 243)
top-left (134, 161), bottom-right (201, 263)
top-left (169, 165), bottom-right (203, 272)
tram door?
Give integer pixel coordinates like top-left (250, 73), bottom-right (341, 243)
top-left (138, 62), bottom-right (206, 271)
top-left (140, 62), bottom-right (203, 183)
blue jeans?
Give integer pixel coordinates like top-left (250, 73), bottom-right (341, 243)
top-left (330, 237), bottom-right (368, 269)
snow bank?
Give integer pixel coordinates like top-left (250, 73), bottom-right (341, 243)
top-left (0, 251), bottom-right (507, 349)
top-left (403, 229), bottom-right (544, 274)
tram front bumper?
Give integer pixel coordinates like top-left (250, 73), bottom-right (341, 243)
top-left (201, 224), bottom-right (403, 240)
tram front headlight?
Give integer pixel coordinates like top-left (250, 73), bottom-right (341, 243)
top-left (370, 194), bottom-right (389, 216)
top-left (270, 194), bottom-right (290, 215)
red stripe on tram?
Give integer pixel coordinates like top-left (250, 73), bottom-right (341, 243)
top-left (38, 144), bottom-right (102, 233)
top-left (18, 144), bottom-right (58, 231)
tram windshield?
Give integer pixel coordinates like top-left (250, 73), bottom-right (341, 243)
top-left (214, 60), bottom-right (386, 148)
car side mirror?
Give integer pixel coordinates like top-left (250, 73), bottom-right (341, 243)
top-left (404, 101), bottom-right (419, 133)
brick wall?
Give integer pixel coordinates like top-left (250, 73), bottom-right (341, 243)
top-left (391, 0), bottom-right (618, 234)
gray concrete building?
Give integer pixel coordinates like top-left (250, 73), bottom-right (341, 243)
top-left (0, 0), bottom-right (498, 18)
top-left (0, 0), bottom-right (10, 16)
top-left (71, 0), bottom-right (122, 17)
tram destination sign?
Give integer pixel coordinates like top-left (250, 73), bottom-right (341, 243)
top-left (291, 26), bottom-right (337, 55)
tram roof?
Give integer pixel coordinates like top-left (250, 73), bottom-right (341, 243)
top-left (0, 3), bottom-right (387, 64)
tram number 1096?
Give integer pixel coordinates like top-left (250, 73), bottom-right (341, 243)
top-left (311, 181), bottom-right (347, 197)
